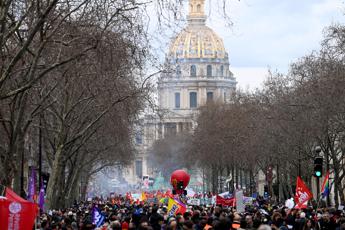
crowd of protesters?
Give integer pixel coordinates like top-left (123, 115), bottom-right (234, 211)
top-left (34, 195), bottom-right (345, 230)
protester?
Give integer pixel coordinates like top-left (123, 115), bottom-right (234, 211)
top-left (31, 191), bottom-right (345, 230)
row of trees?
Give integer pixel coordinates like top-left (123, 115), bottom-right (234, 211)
top-left (0, 0), bottom-right (241, 209)
top-left (150, 25), bottom-right (345, 206)
top-left (0, 0), bottom-right (159, 210)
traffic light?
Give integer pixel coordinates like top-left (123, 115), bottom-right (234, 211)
top-left (314, 157), bottom-right (323, 177)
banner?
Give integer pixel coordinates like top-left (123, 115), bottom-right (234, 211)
top-left (187, 198), bottom-right (200, 206)
top-left (235, 190), bottom-right (244, 213)
top-left (27, 168), bottom-right (36, 202)
top-left (216, 195), bottom-right (235, 206)
top-left (38, 181), bottom-right (45, 211)
top-left (186, 189), bottom-right (196, 197)
top-left (167, 198), bottom-right (186, 216)
top-left (294, 176), bottom-right (312, 208)
top-left (92, 206), bottom-right (105, 227)
top-left (243, 196), bottom-right (254, 205)
top-left (0, 187), bottom-right (38, 230)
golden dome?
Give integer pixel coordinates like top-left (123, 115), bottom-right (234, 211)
top-left (169, 26), bottom-right (227, 59)
top-left (168, 0), bottom-right (227, 60)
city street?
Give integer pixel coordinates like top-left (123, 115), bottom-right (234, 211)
top-left (1, 0), bottom-right (345, 229)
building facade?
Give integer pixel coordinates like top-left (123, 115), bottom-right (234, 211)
top-left (124, 0), bottom-right (237, 187)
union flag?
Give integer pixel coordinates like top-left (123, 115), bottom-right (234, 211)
top-left (294, 176), bottom-right (313, 208)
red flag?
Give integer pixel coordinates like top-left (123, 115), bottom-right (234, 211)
top-left (126, 192), bottom-right (132, 201)
top-left (5, 188), bottom-right (27, 203)
top-left (164, 190), bottom-right (173, 198)
top-left (0, 187), bottom-right (38, 230)
top-left (294, 176), bottom-right (313, 207)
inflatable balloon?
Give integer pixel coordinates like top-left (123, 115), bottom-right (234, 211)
top-left (170, 170), bottom-right (190, 195)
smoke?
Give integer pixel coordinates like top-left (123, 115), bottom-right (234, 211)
top-left (148, 131), bottom-right (193, 180)
top-left (87, 167), bottom-right (130, 197)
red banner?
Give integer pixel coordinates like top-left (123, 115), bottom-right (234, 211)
top-left (294, 176), bottom-right (313, 208)
top-left (0, 187), bottom-right (38, 230)
top-left (216, 195), bottom-right (235, 207)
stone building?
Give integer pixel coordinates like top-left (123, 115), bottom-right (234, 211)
top-left (124, 0), bottom-right (237, 187)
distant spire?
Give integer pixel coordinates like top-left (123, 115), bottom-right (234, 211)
top-left (188, 0), bottom-right (207, 25)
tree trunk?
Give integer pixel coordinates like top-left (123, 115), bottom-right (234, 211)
top-left (64, 165), bottom-right (81, 207)
top-left (249, 169), bottom-right (254, 195)
top-left (67, 175), bottom-right (81, 207)
top-left (12, 130), bottom-right (25, 194)
top-left (339, 184), bottom-right (345, 205)
top-left (80, 172), bottom-right (91, 201)
top-left (333, 165), bottom-right (340, 208)
top-left (56, 167), bottom-right (66, 209)
top-left (46, 144), bottom-right (65, 210)
top-left (286, 170), bottom-right (294, 197)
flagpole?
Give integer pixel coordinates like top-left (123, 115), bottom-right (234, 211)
top-left (38, 113), bottom-right (42, 191)
top-left (325, 151), bottom-right (330, 206)
top-left (316, 176), bottom-right (320, 201)
top-left (20, 146), bottom-right (25, 198)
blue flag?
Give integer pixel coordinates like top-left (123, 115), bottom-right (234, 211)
top-left (92, 206), bottom-right (105, 227)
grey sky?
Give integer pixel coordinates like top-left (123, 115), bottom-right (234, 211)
top-left (147, 0), bottom-right (345, 90)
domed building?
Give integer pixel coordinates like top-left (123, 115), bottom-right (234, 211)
top-left (159, 0), bottom-right (236, 122)
top-left (124, 0), bottom-right (236, 187)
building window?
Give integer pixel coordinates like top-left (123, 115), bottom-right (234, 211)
top-left (220, 65), bottom-right (224, 76)
top-left (135, 133), bottom-right (142, 144)
top-left (190, 92), bottom-right (197, 108)
top-left (197, 4), bottom-right (201, 12)
top-left (175, 92), bottom-right (180, 108)
top-left (207, 65), bottom-right (212, 77)
top-left (135, 160), bottom-right (143, 179)
top-left (190, 65), bottom-right (196, 77)
top-left (176, 65), bottom-right (181, 77)
top-left (207, 92), bottom-right (214, 102)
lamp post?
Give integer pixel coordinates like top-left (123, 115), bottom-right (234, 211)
top-left (38, 115), bottom-right (42, 187)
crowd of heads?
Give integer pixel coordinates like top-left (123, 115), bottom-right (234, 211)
top-left (36, 196), bottom-right (345, 230)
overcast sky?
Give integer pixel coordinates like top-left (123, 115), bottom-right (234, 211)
top-left (148, 0), bottom-right (345, 91)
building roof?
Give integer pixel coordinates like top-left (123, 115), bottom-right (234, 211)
top-left (168, 0), bottom-right (227, 60)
